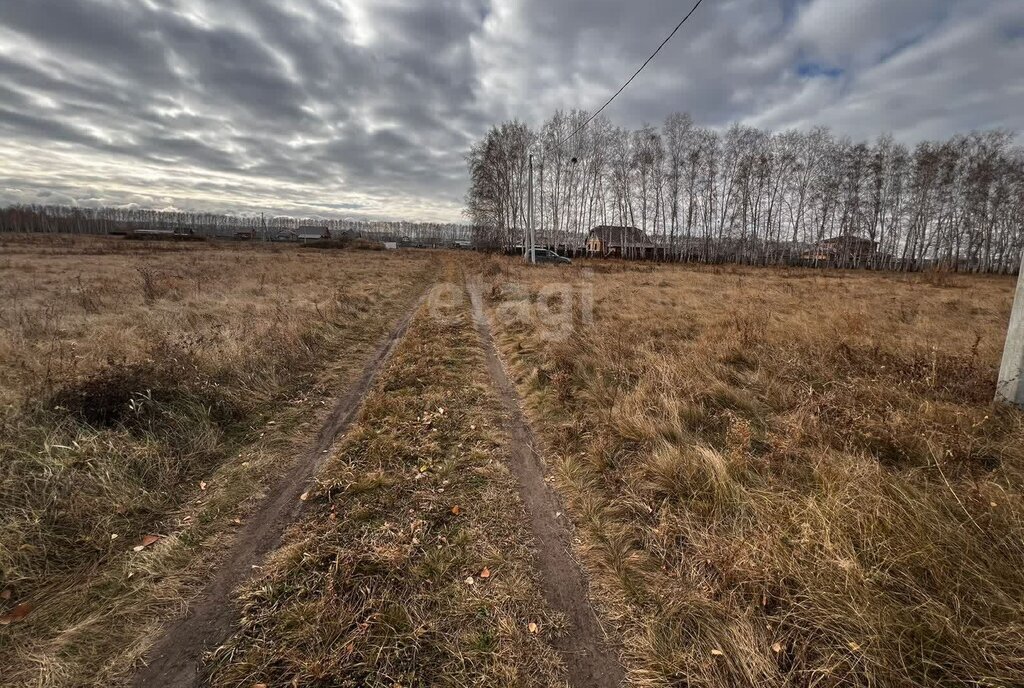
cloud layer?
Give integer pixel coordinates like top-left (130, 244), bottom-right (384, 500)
top-left (1, 0), bottom-right (1021, 221)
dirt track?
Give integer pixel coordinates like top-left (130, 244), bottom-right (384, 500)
top-left (133, 282), bottom-right (622, 688)
top-left (468, 281), bottom-right (625, 688)
top-left (132, 292), bottom-right (428, 688)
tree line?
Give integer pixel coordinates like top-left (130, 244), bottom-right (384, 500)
top-left (466, 111), bottom-right (1024, 272)
top-left (0, 204), bottom-right (473, 245)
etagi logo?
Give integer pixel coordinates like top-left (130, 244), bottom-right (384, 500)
top-left (427, 270), bottom-right (594, 342)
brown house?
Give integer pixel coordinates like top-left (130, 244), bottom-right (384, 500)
top-left (586, 225), bottom-right (655, 258)
top-left (805, 233), bottom-right (878, 264)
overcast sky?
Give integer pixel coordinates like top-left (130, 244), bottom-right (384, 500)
top-left (1, 0), bottom-right (1022, 222)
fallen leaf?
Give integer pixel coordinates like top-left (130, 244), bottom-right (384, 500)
top-left (252, 684), bottom-right (268, 688)
top-left (133, 534), bottom-right (161, 552)
top-left (772, 642), bottom-right (783, 654)
top-left (465, 576), bottom-right (475, 585)
top-left (451, 505), bottom-right (462, 515)
top-left (300, 491), bottom-right (310, 502)
top-left (232, 518), bottom-right (242, 525)
top-left (110, 533), bottom-right (119, 540)
top-left (199, 481), bottom-right (208, 491)
top-left (0, 601), bottom-right (34, 625)
top-left (711, 649), bottom-right (724, 657)
top-left (479, 567), bottom-right (491, 579)
top-left (528, 622), bottom-right (539, 634)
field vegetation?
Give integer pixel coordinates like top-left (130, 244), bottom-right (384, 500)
top-left (4, 233), bottom-right (1024, 688)
top-left (481, 258), bottom-right (1024, 686)
top-left (0, 234), bottom-right (436, 686)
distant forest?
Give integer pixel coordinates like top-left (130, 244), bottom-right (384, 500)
top-left (466, 111), bottom-right (1024, 272)
top-left (0, 205), bottom-right (472, 244)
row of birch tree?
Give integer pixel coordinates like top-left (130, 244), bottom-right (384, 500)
top-left (466, 111), bottom-right (1024, 271)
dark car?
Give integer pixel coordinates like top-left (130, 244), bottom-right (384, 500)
top-left (529, 248), bottom-right (572, 264)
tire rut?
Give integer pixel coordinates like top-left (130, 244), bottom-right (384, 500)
top-left (131, 290), bottom-right (430, 688)
top-left (467, 280), bottom-right (625, 688)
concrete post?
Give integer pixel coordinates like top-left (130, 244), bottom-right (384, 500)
top-left (996, 254), bottom-right (1024, 407)
top-left (528, 153), bottom-right (535, 264)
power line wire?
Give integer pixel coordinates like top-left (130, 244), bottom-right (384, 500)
top-left (552, 0), bottom-right (706, 153)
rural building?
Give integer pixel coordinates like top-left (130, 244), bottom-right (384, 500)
top-left (586, 225), bottom-right (656, 258)
top-left (297, 226), bottom-right (331, 242)
top-left (129, 229), bottom-right (176, 238)
top-left (804, 233), bottom-right (878, 264)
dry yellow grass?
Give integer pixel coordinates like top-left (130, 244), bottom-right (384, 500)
top-left (481, 258), bottom-right (1024, 686)
top-left (209, 271), bottom-right (567, 687)
top-left (0, 234), bottom-right (438, 686)
top-left (0, 234), bottom-right (420, 405)
top-left (6, 233), bottom-right (1024, 686)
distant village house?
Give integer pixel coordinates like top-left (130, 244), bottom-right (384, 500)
top-left (804, 233), bottom-right (878, 265)
top-left (586, 225), bottom-right (656, 258)
top-left (297, 226), bottom-right (331, 242)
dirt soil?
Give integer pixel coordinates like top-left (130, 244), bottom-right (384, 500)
top-left (468, 281), bottom-right (625, 688)
top-left (131, 292), bottom-right (428, 688)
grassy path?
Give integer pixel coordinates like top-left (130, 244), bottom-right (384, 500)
top-left (468, 279), bottom-right (625, 687)
top-left (207, 278), bottom-right (573, 686)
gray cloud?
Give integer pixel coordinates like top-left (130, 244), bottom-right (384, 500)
top-left (0, 0), bottom-right (1021, 222)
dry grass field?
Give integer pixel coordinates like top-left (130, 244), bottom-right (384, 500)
top-left (4, 234), bottom-right (1024, 688)
top-left (0, 234), bottom-right (437, 686)
top-left (480, 258), bottom-right (1024, 686)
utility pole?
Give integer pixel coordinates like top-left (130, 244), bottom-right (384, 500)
top-left (997, 254), bottom-right (1024, 407)
top-left (528, 153), bottom-right (536, 264)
